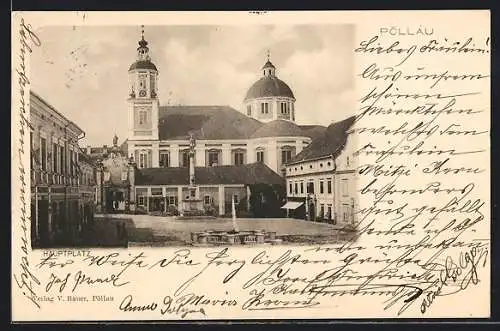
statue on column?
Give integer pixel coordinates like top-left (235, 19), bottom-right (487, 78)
top-left (189, 132), bottom-right (196, 155)
top-left (113, 134), bottom-right (119, 147)
top-left (188, 132), bottom-right (196, 186)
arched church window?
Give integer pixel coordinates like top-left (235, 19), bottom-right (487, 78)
top-left (256, 148), bottom-right (265, 163)
top-left (232, 149), bottom-right (246, 166)
top-left (280, 145), bottom-right (296, 164)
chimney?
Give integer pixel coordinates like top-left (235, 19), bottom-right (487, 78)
top-left (86, 145), bottom-right (91, 155)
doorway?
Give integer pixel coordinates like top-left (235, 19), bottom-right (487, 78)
top-left (149, 197), bottom-right (164, 212)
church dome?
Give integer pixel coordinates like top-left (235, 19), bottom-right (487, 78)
top-left (129, 60), bottom-right (158, 71)
top-left (244, 76), bottom-right (295, 101)
top-left (251, 119), bottom-right (304, 138)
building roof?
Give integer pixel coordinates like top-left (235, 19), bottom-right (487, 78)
top-left (298, 125), bottom-right (327, 141)
top-left (135, 162), bottom-right (285, 186)
top-left (158, 105), bottom-right (263, 140)
top-left (244, 76), bottom-right (295, 101)
top-left (129, 60), bottom-right (158, 72)
top-left (262, 60), bottom-right (276, 69)
top-left (30, 91), bottom-right (84, 135)
top-left (251, 119), bottom-right (305, 139)
top-left (289, 115), bottom-right (357, 164)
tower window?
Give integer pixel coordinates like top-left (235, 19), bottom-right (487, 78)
top-left (247, 105), bottom-right (252, 116)
top-left (280, 102), bottom-right (288, 114)
top-left (261, 102), bottom-right (269, 114)
top-left (139, 111), bottom-right (147, 125)
top-left (150, 74), bottom-right (155, 93)
top-left (139, 151), bottom-right (148, 168)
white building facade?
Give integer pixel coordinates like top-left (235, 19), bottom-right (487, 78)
top-left (284, 116), bottom-right (357, 225)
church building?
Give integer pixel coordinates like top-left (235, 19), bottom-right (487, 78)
top-left (123, 28), bottom-right (325, 178)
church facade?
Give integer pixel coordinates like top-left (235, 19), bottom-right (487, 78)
top-left (124, 30), bottom-right (325, 178)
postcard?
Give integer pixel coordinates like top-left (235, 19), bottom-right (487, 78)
top-left (11, 10), bottom-right (490, 321)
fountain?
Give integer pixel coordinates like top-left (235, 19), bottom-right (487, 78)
top-left (190, 194), bottom-right (281, 246)
top-left (181, 133), bottom-right (281, 245)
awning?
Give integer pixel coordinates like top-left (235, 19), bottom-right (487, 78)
top-left (281, 201), bottom-right (304, 210)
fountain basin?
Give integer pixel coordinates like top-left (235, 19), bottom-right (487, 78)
top-left (191, 230), bottom-right (278, 246)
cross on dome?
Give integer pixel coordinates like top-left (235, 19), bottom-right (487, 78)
top-left (262, 49), bottom-right (276, 77)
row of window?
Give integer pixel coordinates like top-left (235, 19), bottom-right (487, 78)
top-left (32, 132), bottom-right (79, 177)
top-left (288, 161), bottom-right (333, 173)
top-left (137, 148), bottom-right (295, 168)
top-left (289, 178), bottom-right (333, 195)
top-left (288, 178), bottom-right (349, 196)
top-left (246, 102), bottom-right (295, 116)
top-left (316, 204), bottom-right (351, 223)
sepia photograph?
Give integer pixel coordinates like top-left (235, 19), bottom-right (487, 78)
top-left (30, 24), bottom-right (358, 249)
top-left (13, 10), bottom-right (491, 321)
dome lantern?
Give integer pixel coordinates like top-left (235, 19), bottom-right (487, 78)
top-left (262, 50), bottom-right (276, 77)
top-left (243, 51), bottom-right (296, 123)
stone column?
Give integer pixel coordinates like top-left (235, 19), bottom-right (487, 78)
top-left (177, 186), bottom-right (183, 215)
top-left (218, 185), bottom-right (225, 216)
top-left (47, 189), bottom-right (53, 242)
top-left (189, 153), bottom-right (195, 186)
top-left (246, 185), bottom-right (251, 213)
top-left (146, 187), bottom-right (150, 213)
top-left (128, 161), bottom-right (136, 211)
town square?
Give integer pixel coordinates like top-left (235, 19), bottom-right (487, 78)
top-left (29, 24), bottom-right (357, 248)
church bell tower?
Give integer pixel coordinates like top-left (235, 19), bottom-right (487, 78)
top-left (127, 26), bottom-right (159, 141)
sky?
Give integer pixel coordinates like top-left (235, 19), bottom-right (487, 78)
top-left (30, 25), bottom-right (355, 146)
